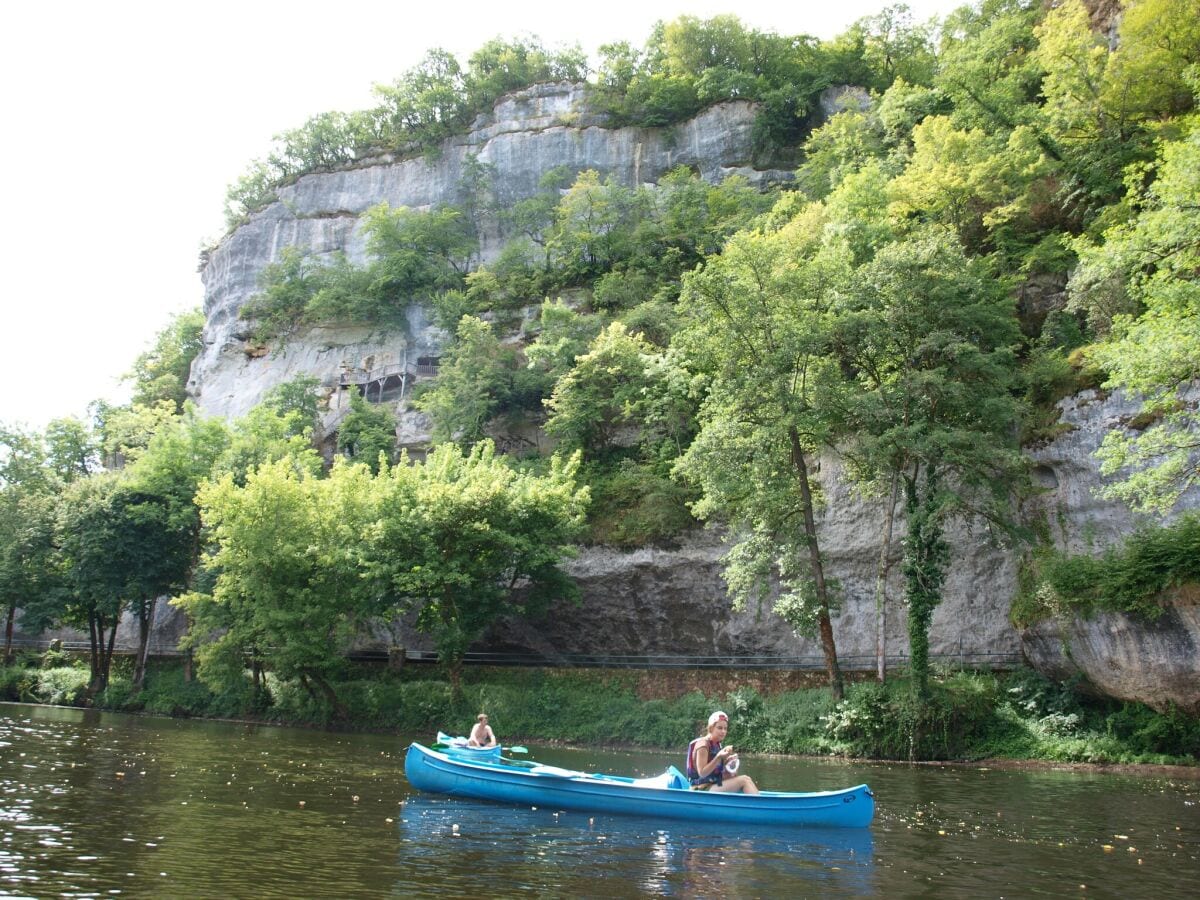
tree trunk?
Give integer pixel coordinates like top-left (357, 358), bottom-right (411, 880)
top-left (85, 614), bottom-right (119, 703)
top-left (3, 606), bottom-right (14, 666)
top-left (874, 472), bottom-right (900, 683)
top-left (133, 597), bottom-right (155, 691)
top-left (305, 669), bottom-right (349, 721)
top-left (788, 426), bottom-right (844, 701)
top-left (902, 468), bottom-right (948, 699)
top-left (447, 658), bottom-right (464, 701)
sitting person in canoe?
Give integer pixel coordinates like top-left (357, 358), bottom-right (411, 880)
top-left (686, 710), bottom-right (759, 794)
top-left (468, 713), bottom-right (497, 748)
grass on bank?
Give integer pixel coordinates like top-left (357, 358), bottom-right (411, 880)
top-left (1, 656), bottom-right (1196, 766)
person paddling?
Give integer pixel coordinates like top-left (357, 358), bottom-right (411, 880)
top-left (468, 713), bottom-right (497, 748)
top-left (686, 710), bottom-right (759, 793)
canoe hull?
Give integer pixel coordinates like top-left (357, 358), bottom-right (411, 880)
top-left (404, 743), bottom-right (874, 828)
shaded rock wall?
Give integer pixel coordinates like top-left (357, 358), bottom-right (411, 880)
top-left (1021, 598), bottom-right (1200, 714)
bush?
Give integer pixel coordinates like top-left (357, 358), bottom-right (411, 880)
top-left (1015, 515), bottom-right (1200, 626)
top-left (586, 459), bottom-right (697, 546)
top-left (29, 666), bottom-right (92, 707)
top-left (824, 674), bottom-right (1000, 760)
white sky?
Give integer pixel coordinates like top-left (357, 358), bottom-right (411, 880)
top-left (0, 0), bottom-right (967, 429)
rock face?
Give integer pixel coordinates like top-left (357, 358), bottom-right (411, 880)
top-left (1021, 598), bottom-right (1200, 714)
top-left (1017, 388), bottom-right (1200, 710)
top-left (190, 82), bottom-right (790, 424)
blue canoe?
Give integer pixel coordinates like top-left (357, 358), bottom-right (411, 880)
top-left (404, 742), bottom-right (874, 828)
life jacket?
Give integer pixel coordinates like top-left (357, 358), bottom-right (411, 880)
top-left (686, 736), bottom-right (724, 786)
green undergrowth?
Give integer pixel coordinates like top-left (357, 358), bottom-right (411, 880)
top-left (1, 657), bottom-right (1195, 765)
top-left (1012, 513), bottom-right (1200, 627)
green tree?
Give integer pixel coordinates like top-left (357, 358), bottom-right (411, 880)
top-left (94, 400), bottom-right (179, 468)
top-left (119, 410), bottom-right (230, 688)
top-left (181, 458), bottom-right (380, 718)
top-left (261, 376), bottom-right (322, 431)
top-left (213, 401), bottom-right (322, 486)
top-left (674, 205), bottom-right (854, 699)
top-left (125, 308), bottom-right (205, 413)
top-left (834, 230), bottom-right (1025, 696)
top-left (887, 115), bottom-right (1047, 249)
top-left (796, 110), bottom-right (887, 199)
top-left (0, 424), bottom-right (63, 663)
top-left (43, 416), bottom-right (100, 483)
top-left (363, 442), bottom-right (587, 692)
top-left (336, 393), bottom-right (396, 472)
top-left (1071, 128), bottom-right (1200, 512)
top-left (416, 315), bottom-right (525, 445)
top-left (56, 473), bottom-right (129, 699)
top-left (524, 299), bottom-right (605, 384)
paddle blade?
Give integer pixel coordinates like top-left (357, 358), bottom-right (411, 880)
top-left (508, 745), bottom-right (528, 754)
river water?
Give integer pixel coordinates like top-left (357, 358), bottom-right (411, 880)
top-left (1, 702), bottom-right (1196, 898)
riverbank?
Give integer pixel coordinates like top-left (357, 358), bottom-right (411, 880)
top-left (2, 655), bottom-right (1196, 768)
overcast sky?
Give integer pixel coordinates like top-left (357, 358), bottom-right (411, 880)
top-left (0, 0), bottom-right (968, 429)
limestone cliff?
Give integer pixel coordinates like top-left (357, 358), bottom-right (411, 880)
top-left (178, 79), bottom-right (1200, 709)
top-left (190, 82), bottom-right (789, 427)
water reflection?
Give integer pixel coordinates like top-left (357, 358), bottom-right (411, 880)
top-left (398, 796), bottom-right (874, 897)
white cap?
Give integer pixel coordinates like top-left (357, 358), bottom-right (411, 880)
top-left (708, 710), bottom-right (728, 726)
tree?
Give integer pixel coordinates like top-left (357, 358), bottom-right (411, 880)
top-left (674, 204), bottom-right (854, 699)
top-left (94, 399), bottom-right (179, 468)
top-left (363, 442), bottom-right (587, 693)
top-left (1070, 127), bottom-right (1200, 513)
top-left (336, 393), bottom-right (396, 472)
top-left (56, 473), bottom-right (129, 699)
top-left (834, 229), bottom-right (1025, 695)
top-left (119, 411), bottom-right (229, 688)
top-left (0, 424), bottom-right (63, 663)
top-left (43, 416), bottom-right (100, 483)
top-left (887, 115), bottom-right (1047, 249)
top-left (181, 458), bottom-right (380, 718)
top-left (544, 322), bottom-right (665, 457)
top-left (125, 308), bottom-right (205, 412)
top-left (415, 315), bottom-right (519, 445)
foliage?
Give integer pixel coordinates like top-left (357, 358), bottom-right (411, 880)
top-left (180, 457), bottom-right (381, 711)
top-left (124, 308), bottom-right (205, 412)
top-left (336, 392), bottom-right (396, 472)
top-left (796, 109), bottom-right (886, 200)
top-left (242, 202), bottom-right (474, 341)
top-left (545, 322), bottom-right (671, 456)
top-left (1012, 513), bottom-right (1200, 626)
top-left (1071, 128), bottom-right (1200, 512)
top-left (261, 376), bottom-right (323, 430)
top-left (675, 201), bottom-right (855, 696)
top-left (360, 442), bottom-right (588, 684)
top-left (835, 229), bottom-right (1027, 695)
top-left (583, 458), bottom-right (697, 547)
top-left (213, 400), bottom-right (322, 486)
top-left (415, 315), bottom-right (536, 446)
top-left (823, 674), bottom-right (1000, 760)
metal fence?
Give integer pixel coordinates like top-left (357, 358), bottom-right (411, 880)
top-left (6, 639), bottom-right (1021, 671)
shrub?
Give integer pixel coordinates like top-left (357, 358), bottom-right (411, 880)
top-left (824, 675), bottom-right (1000, 760)
top-left (30, 666), bottom-right (92, 707)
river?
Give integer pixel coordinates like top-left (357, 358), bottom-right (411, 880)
top-left (1, 702), bottom-right (1196, 898)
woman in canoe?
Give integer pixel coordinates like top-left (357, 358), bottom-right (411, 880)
top-left (468, 713), bottom-right (498, 748)
top-left (686, 710), bottom-right (759, 793)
